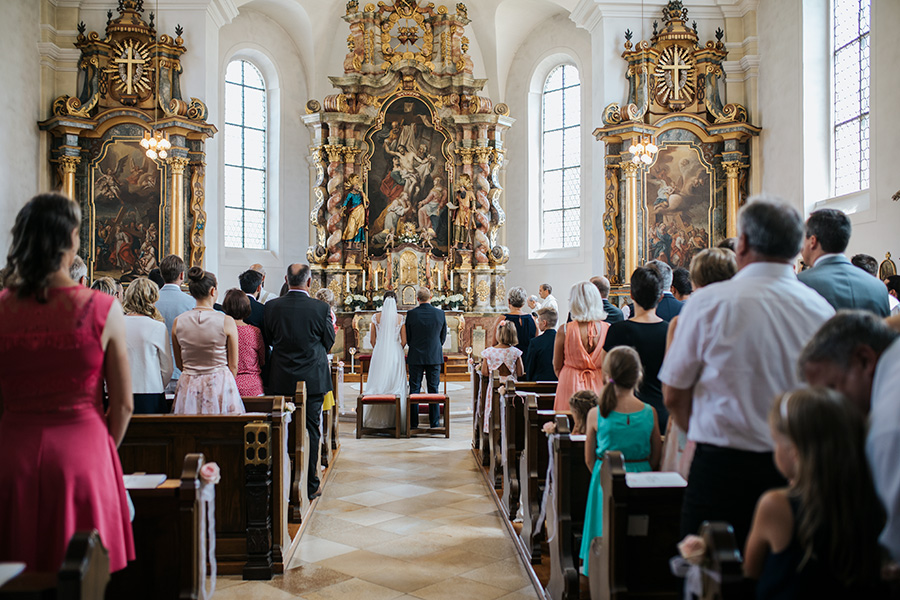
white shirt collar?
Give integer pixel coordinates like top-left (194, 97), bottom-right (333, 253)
top-left (812, 253), bottom-right (843, 267)
top-left (288, 289), bottom-right (309, 296)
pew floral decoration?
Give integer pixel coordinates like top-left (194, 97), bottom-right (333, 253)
top-left (198, 461), bottom-right (220, 600)
top-left (677, 534), bottom-right (706, 565)
top-left (670, 534), bottom-right (710, 598)
top-left (542, 421), bottom-right (558, 435)
top-left (199, 461), bottom-right (221, 485)
top-left (285, 402), bottom-right (296, 414)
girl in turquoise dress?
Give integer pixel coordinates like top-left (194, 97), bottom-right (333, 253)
top-left (579, 346), bottom-right (662, 576)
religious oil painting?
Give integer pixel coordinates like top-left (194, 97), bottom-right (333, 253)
top-left (90, 138), bottom-right (164, 282)
top-left (644, 144), bottom-right (712, 269)
top-left (366, 96), bottom-right (451, 257)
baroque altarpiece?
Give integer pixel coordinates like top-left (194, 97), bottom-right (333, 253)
top-left (39, 0), bottom-right (216, 282)
top-left (594, 0), bottom-right (759, 290)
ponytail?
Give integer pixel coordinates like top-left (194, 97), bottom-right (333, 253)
top-left (599, 346), bottom-right (643, 418)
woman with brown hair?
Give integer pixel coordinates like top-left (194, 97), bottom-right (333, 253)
top-left (221, 288), bottom-right (264, 397)
top-left (123, 277), bottom-right (172, 413)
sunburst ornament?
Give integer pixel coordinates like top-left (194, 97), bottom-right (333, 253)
top-left (110, 39), bottom-right (151, 96)
top-left (654, 45), bottom-right (695, 107)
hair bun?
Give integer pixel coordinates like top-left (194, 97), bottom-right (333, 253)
top-left (187, 266), bottom-right (205, 282)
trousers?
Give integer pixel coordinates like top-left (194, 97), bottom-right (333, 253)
top-left (408, 363), bottom-right (442, 428)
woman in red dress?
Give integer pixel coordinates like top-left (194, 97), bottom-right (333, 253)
top-left (221, 288), bottom-right (265, 396)
top-left (0, 193), bottom-right (135, 572)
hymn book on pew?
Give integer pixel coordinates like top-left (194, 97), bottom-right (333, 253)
top-left (123, 474), bottom-right (167, 489)
top-left (624, 472), bottom-right (687, 488)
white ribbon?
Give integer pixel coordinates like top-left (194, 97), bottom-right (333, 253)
top-left (283, 412), bottom-right (292, 504)
top-left (669, 556), bottom-right (720, 599)
top-left (198, 481), bottom-right (217, 600)
top-left (537, 435), bottom-right (557, 542)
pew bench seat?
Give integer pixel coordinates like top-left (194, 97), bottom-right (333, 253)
top-left (407, 393), bottom-right (450, 438)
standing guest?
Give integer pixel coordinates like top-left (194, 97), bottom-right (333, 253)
top-left (123, 278), bottom-right (172, 413)
top-left (492, 286), bottom-right (537, 355)
top-left (250, 263), bottom-right (278, 303)
top-left (744, 388), bottom-right (885, 597)
top-left (671, 267), bottom-right (692, 301)
top-left (538, 283), bottom-right (558, 312)
top-left (886, 275), bottom-right (900, 316)
top-left (264, 264), bottom-right (334, 500)
top-left (718, 237), bottom-right (737, 252)
top-left (91, 276), bottom-right (117, 297)
top-left (568, 389), bottom-right (598, 435)
top-left (114, 281), bottom-right (124, 304)
top-left (315, 288), bottom-right (338, 333)
top-left (851, 253), bottom-right (880, 276)
top-left (579, 347), bottom-right (662, 576)
top-left (148, 267), bottom-right (165, 289)
top-left (523, 308), bottom-right (558, 381)
top-left (603, 266), bottom-right (670, 430)
top-left (0, 193), bottom-right (134, 572)
top-left (480, 321), bottom-right (524, 381)
top-left (553, 281), bottom-right (609, 411)
top-left (647, 260), bottom-right (683, 320)
top-left (527, 295), bottom-right (540, 312)
top-left (156, 254), bottom-right (194, 393)
top-left (70, 254), bottom-right (88, 286)
top-left (403, 287), bottom-right (448, 429)
top-left (222, 288), bottom-right (264, 397)
top-left (171, 267), bottom-right (244, 415)
top-left (236, 269), bottom-right (266, 330)
top-left (591, 276), bottom-right (624, 324)
top-left (661, 197), bottom-right (835, 547)
top-left (798, 209), bottom-right (890, 316)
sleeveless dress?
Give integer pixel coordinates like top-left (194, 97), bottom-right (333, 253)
top-left (363, 314), bottom-right (407, 429)
top-left (235, 324), bottom-right (265, 397)
top-left (503, 313), bottom-right (537, 355)
top-left (0, 286), bottom-right (135, 572)
top-left (172, 309), bottom-right (245, 414)
top-left (579, 404), bottom-right (655, 576)
top-left (554, 320), bottom-right (609, 411)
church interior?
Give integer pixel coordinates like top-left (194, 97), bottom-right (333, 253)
top-left (1, 0), bottom-right (900, 598)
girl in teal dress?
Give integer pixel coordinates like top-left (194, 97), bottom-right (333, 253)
top-left (579, 346), bottom-right (662, 576)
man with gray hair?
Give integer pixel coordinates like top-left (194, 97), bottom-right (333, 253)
top-left (660, 196), bottom-right (834, 547)
top-left (799, 311), bottom-right (900, 558)
top-left (70, 255), bottom-right (88, 286)
top-left (647, 259), bottom-right (683, 321)
top-left (538, 283), bottom-right (558, 312)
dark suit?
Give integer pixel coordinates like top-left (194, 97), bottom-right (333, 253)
top-left (602, 298), bottom-right (624, 324)
top-left (263, 290), bottom-right (335, 499)
top-left (523, 329), bottom-right (557, 382)
top-left (655, 292), bottom-right (684, 321)
top-left (405, 302), bottom-right (447, 427)
top-left (214, 295), bottom-right (264, 329)
top-left (797, 254), bottom-right (891, 317)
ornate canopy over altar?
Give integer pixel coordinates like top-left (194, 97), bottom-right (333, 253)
top-left (304, 0), bottom-right (514, 312)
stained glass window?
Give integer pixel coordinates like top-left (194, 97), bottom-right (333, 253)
top-left (833, 0), bottom-right (870, 196)
top-left (541, 65), bottom-right (581, 248)
top-left (224, 60), bottom-right (267, 249)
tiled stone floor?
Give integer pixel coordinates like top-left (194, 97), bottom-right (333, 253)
top-left (215, 382), bottom-right (538, 599)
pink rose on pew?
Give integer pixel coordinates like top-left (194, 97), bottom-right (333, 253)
top-left (677, 534), bottom-right (706, 565)
top-left (542, 421), bottom-right (557, 435)
top-left (200, 462), bottom-right (221, 485)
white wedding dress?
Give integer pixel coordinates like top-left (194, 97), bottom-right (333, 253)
top-left (363, 297), bottom-right (408, 429)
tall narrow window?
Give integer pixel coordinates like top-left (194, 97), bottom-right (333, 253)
top-left (833, 0), bottom-right (870, 196)
top-left (541, 64), bottom-right (581, 249)
top-left (224, 59), bottom-right (267, 249)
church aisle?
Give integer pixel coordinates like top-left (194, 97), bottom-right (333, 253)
top-left (214, 413), bottom-right (538, 599)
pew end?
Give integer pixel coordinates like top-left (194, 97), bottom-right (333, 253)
top-left (697, 521), bottom-right (747, 600)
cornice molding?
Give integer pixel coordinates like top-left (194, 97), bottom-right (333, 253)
top-left (207, 0), bottom-right (239, 28)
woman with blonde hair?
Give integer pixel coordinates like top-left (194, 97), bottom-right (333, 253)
top-left (91, 276), bottom-right (117, 297)
top-left (123, 277), bottom-right (172, 413)
top-left (552, 281), bottom-right (609, 411)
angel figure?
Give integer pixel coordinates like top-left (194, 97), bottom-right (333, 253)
top-left (341, 173), bottom-right (369, 244)
top-left (451, 173), bottom-right (474, 247)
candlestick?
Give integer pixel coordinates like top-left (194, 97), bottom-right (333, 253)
top-left (374, 268), bottom-right (379, 290)
top-left (362, 268), bottom-right (366, 291)
top-left (450, 270), bottom-right (454, 290)
top-left (346, 274), bottom-right (350, 293)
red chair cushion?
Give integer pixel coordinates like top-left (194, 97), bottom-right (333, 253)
top-left (360, 394), bottom-right (398, 402)
top-left (358, 354), bottom-right (373, 361)
top-left (409, 393), bottom-right (448, 401)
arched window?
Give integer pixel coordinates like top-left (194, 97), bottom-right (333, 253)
top-left (224, 59), bottom-right (267, 249)
top-left (541, 64), bottom-right (581, 249)
top-left (833, 0), bottom-right (870, 196)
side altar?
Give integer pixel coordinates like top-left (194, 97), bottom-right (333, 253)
top-left (303, 0), bottom-right (514, 313)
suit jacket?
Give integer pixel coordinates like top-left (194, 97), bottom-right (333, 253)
top-left (655, 293), bottom-right (684, 321)
top-left (156, 283), bottom-right (195, 379)
top-left (263, 291), bottom-right (335, 396)
top-left (523, 329), bottom-right (557, 382)
top-left (405, 302), bottom-right (447, 366)
top-left (602, 299), bottom-right (624, 324)
top-left (798, 254), bottom-right (891, 317)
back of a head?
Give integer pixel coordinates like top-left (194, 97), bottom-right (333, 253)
top-left (599, 347), bottom-right (643, 418)
top-left (689, 248), bottom-right (738, 289)
top-left (537, 307), bottom-right (558, 329)
top-left (417, 286), bottom-right (432, 303)
top-left (250, 263), bottom-right (266, 277)
top-left (799, 310), bottom-right (899, 372)
top-left (186, 266), bottom-right (217, 299)
top-left (383, 290), bottom-right (397, 301)
top-left (806, 208), bottom-right (851, 254)
top-left (886, 275), bottom-right (900, 296)
top-left (590, 276), bottom-right (611, 299)
top-left (569, 281), bottom-right (606, 322)
top-left (851, 254), bottom-right (879, 277)
top-left (738, 196), bottom-right (804, 260)
top-left (70, 255), bottom-right (88, 284)
top-left (647, 259), bottom-right (673, 289)
top-left (569, 390), bottom-right (599, 433)
top-left (717, 237), bottom-right (737, 252)
top-left (238, 269), bottom-right (264, 295)
top-left (507, 286), bottom-right (526, 308)
top-left (123, 277), bottom-right (162, 320)
top-left (159, 254), bottom-right (185, 284)
top-left (222, 288), bottom-right (251, 321)
top-left (6, 192), bottom-right (82, 301)
top-left (148, 268), bottom-right (165, 288)
top-left (315, 288), bottom-right (335, 307)
top-left (90, 276), bottom-right (116, 296)
top-left (630, 266), bottom-right (664, 310)
top-left (286, 263), bottom-right (310, 288)
top-left (671, 267), bottom-right (692, 296)
top-left (497, 320), bottom-right (519, 347)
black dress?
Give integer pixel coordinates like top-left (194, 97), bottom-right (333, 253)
top-left (603, 319), bottom-right (670, 430)
top-left (503, 313), bottom-right (537, 356)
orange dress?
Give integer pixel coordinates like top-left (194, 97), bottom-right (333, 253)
top-left (553, 320), bottom-right (609, 411)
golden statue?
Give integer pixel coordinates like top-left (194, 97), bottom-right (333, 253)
top-left (452, 173), bottom-right (474, 247)
top-left (341, 173), bottom-right (368, 244)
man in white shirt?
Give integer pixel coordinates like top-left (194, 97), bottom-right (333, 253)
top-left (156, 254), bottom-right (195, 392)
top-left (251, 263), bottom-right (278, 303)
top-left (538, 283), bottom-right (558, 312)
top-left (660, 197), bottom-right (835, 546)
top-left (798, 311), bottom-right (900, 558)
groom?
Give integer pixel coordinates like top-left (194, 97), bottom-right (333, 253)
top-left (404, 287), bottom-right (447, 428)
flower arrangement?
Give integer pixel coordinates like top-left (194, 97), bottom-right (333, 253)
top-left (200, 462), bottom-right (221, 485)
top-left (372, 294), bottom-right (384, 309)
top-left (446, 293), bottom-right (464, 310)
top-left (430, 294), bottom-right (446, 308)
top-left (344, 294), bottom-right (368, 311)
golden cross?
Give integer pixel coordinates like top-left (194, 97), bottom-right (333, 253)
top-left (660, 52), bottom-right (690, 100)
top-left (115, 46), bottom-right (143, 95)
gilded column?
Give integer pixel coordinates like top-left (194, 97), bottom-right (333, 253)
top-left (722, 161), bottom-right (744, 238)
top-left (620, 161), bottom-right (640, 283)
top-left (168, 157), bottom-right (190, 257)
top-left (58, 156), bottom-right (80, 201)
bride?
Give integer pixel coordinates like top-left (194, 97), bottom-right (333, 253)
top-left (363, 291), bottom-right (408, 429)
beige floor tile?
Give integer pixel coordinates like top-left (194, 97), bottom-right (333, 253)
top-left (316, 523), bottom-right (405, 548)
top-left (313, 498), bottom-right (367, 516)
top-left (445, 496), bottom-right (502, 514)
top-left (413, 545), bottom-right (501, 577)
top-left (369, 515), bottom-right (441, 536)
top-left (339, 489), bottom-right (406, 507)
top-left (316, 549), bottom-right (412, 578)
top-left (303, 577), bottom-right (405, 600)
top-left (465, 535), bottom-right (520, 559)
top-left (496, 585), bottom-right (542, 600)
top-left (357, 560), bottom-right (454, 593)
top-left (212, 581), bottom-right (303, 600)
top-left (293, 535), bottom-right (358, 564)
top-left (409, 576), bottom-right (509, 600)
top-left (372, 496), bottom-right (439, 515)
top-left (365, 532), bottom-right (457, 559)
top-left (459, 556), bottom-right (535, 591)
top-left (269, 561), bottom-right (353, 596)
top-left (330, 506), bottom-right (402, 526)
top-left (379, 483), bottom-right (441, 498)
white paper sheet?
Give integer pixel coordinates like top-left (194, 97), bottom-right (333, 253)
top-left (625, 472), bottom-right (688, 488)
top-left (123, 474), bottom-right (167, 489)
top-left (0, 563), bottom-right (26, 588)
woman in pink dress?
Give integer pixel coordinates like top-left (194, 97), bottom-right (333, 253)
top-left (0, 193), bottom-right (135, 572)
top-left (553, 281), bottom-right (610, 411)
top-left (171, 268), bottom-right (245, 414)
top-left (221, 288), bottom-right (265, 396)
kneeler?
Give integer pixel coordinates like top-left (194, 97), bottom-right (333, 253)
top-left (356, 394), bottom-right (402, 439)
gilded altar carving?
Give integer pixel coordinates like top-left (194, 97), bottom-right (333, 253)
top-left (189, 163), bottom-right (207, 267)
top-left (603, 167), bottom-right (621, 285)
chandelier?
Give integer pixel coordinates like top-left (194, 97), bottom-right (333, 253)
top-left (629, 135), bottom-right (658, 165)
top-left (140, 129), bottom-right (171, 159)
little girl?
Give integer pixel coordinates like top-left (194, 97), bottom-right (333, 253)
top-left (744, 387), bottom-right (885, 598)
top-left (542, 390), bottom-right (598, 436)
top-left (579, 346), bottom-right (662, 576)
top-left (481, 321), bottom-right (524, 434)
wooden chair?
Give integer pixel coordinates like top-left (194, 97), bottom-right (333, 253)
top-left (407, 393), bottom-right (450, 438)
top-left (357, 354), bottom-right (372, 394)
top-left (356, 394), bottom-right (402, 438)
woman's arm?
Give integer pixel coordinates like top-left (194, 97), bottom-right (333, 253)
top-left (553, 323), bottom-right (566, 375)
top-left (648, 407), bottom-right (663, 470)
top-left (256, 328), bottom-right (265, 366)
top-left (172, 318), bottom-right (184, 372)
top-left (371, 313), bottom-right (379, 347)
top-left (159, 324), bottom-right (174, 388)
top-left (584, 406), bottom-right (599, 472)
top-left (400, 322), bottom-right (407, 348)
top-left (744, 490), bottom-right (793, 578)
top-left (224, 315), bottom-right (239, 378)
top-left (102, 302), bottom-right (133, 447)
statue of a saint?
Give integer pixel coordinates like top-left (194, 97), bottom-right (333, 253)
top-left (451, 173), bottom-right (474, 247)
top-left (341, 174), bottom-right (368, 244)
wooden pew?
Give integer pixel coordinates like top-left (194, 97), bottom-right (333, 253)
top-left (106, 454), bottom-right (204, 600)
top-left (118, 407), bottom-right (287, 580)
top-left (547, 416), bottom-right (591, 600)
top-left (590, 451), bottom-right (686, 600)
top-left (321, 361), bottom-right (343, 468)
top-left (519, 393), bottom-right (561, 564)
top-left (487, 372), bottom-right (505, 488)
top-left (0, 531), bottom-right (109, 600)
top-left (473, 372), bottom-right (491, 466)
top-left (695, 521), bottom-right (748, 600)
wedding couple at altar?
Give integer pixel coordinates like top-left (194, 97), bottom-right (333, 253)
top-left (363, 287), bottom-right (447, 431)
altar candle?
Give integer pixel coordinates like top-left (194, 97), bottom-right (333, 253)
top-left (362, 269), bottom-right (366, 291)
top-left (437, 269), bottom-right (442, 289)
top-left (451, 271), bottom-right (454, 289)
top-left (346, 275), bottom-right (350, 293)
top-left (374, 269), bottom-right (379, 290)
top-left (467, 272), bottom-right (471, 291)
